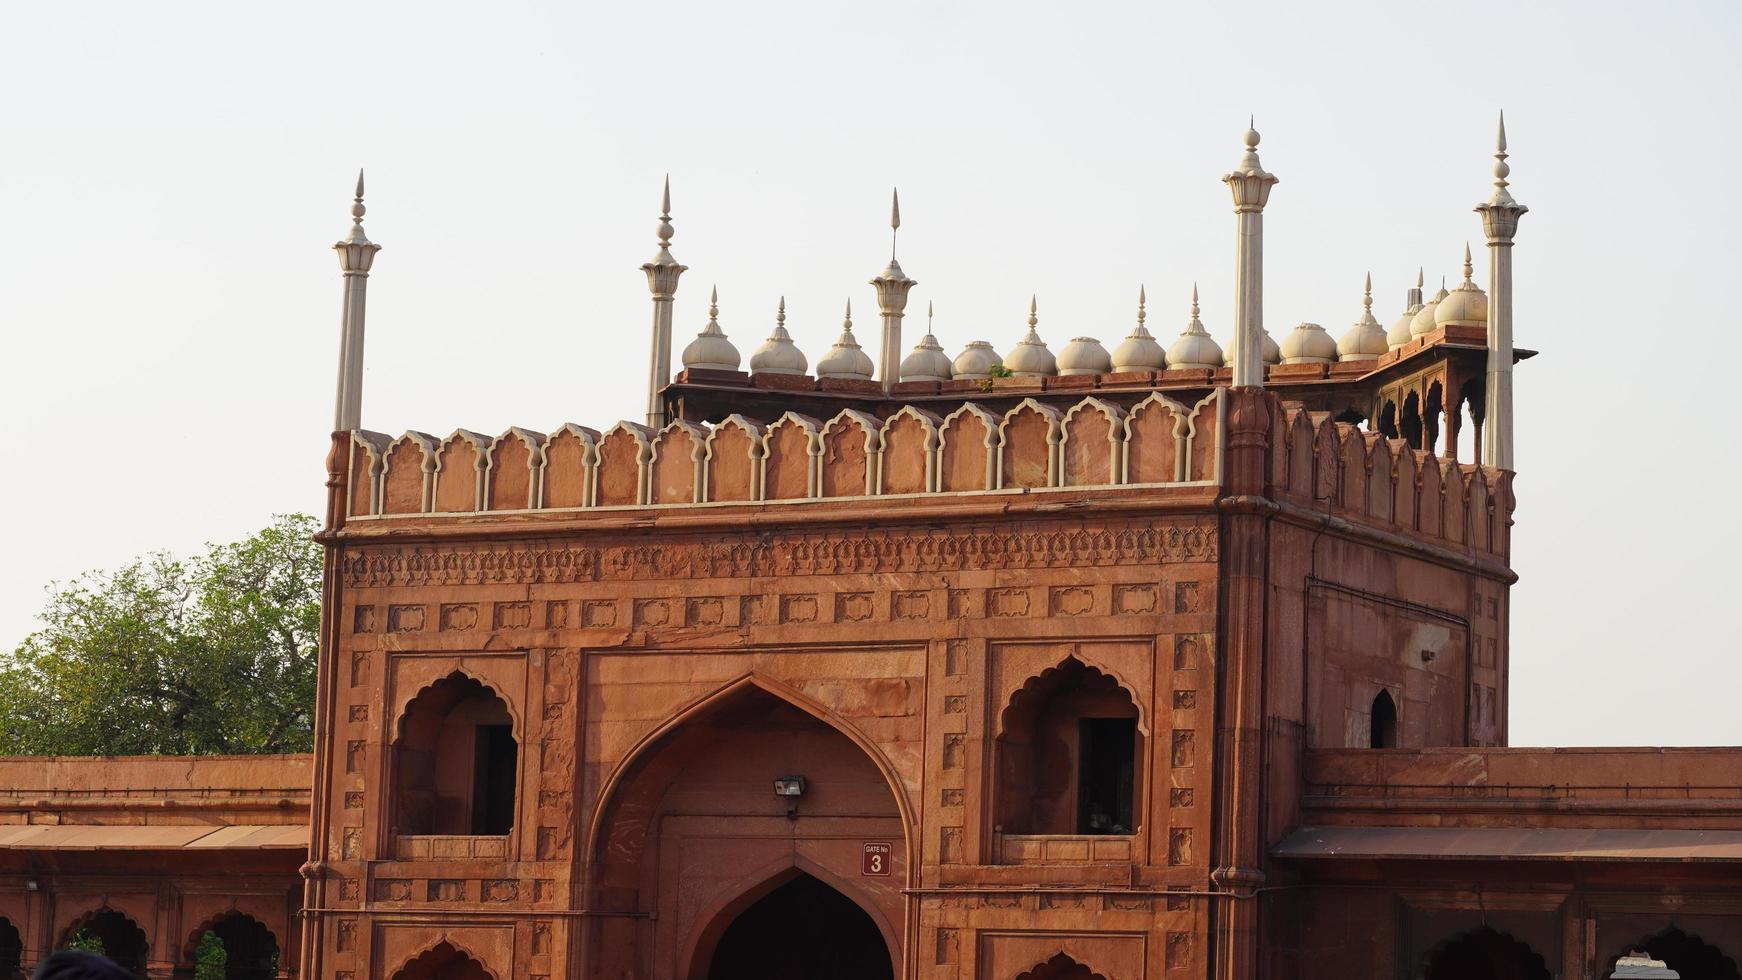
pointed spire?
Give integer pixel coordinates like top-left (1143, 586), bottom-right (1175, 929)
top-left (341, 169), bottom-right (372, 245)
top-left (1136, 284), bottom-right (1149, 334)
top-left (890, 188), bottom-right (901, 261)
top-left (778, 295), bottom-right (787, 331)
top-left (927, 300), bottom-right (934, 333)
top-left (641, 175), bottom-right (687, 427)
top-left (1417, 267), bottom-right (1425, 289)
top-left (1487, 110), bottom-right (1517, 206)
top-left (332, 169), bottom-right (383, 432)
top-left (870, 188), bottom-right (918, 391)
top-left (1461, 242), bottom-right (1475, 284)
top-left (646, 174), bottom-right (682, 270)
top-left (1363, 272), bottom-right (1373, 315)
top-left (707, 286), bottom-right (721, 330)
top-left (844, 297), bottom-right (853, 330)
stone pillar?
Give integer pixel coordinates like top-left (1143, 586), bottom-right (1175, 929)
top-left (1222, 124), bottom-right (1278, 389)
top-left (642, 178), bottom-right (687, 428)
top-left (1476, 114), bottom-right (1527, 470)
top-left (332, 171), bottom-right (380, 433)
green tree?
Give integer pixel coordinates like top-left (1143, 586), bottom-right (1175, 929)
top-left (0, 514), bottom-right (321, 755)
top-left (193, 930), bottom-right (227, 980)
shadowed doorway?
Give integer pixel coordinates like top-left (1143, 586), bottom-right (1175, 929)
top-left (706, 873), bottom-right (893, 980)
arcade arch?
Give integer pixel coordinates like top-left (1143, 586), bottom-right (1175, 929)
top-left (1369, 689), bottom-right (1399, 749)
top-left (0, 918), bottom-right (20, 980)
top-left (393, 672), bottom-right (518, 836)
top-left (388, 941), bottom-right (494, 980)
top-left (996, 657), bottom-right (1144, 835)
top-left (61, 909), bottom-right (149, 978)
top-left (1605, 927), bottom-right (1740, 979)
top-left (697, 871), bottom-right (893, 980)
top-left (181, 911), bottom-right (279, 980)
top-left (1423, 927), bottom-right (1549, 980)
top-left (585, 677), bottom-right (908, 980)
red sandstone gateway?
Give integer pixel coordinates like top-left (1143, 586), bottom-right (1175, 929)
top-left (3, 124), bottom-right (1739, 980)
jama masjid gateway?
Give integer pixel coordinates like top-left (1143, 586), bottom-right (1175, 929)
top-left (1, 118), bottom-right (1740, 980)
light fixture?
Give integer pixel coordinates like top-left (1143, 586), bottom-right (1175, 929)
top-left (772, 775), bottom-right (807, 820)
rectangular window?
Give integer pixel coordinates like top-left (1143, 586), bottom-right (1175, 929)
top-left (1077, 717), bottom-right (1135, 834)
top-left (472, 724), bottom-right (518, 835)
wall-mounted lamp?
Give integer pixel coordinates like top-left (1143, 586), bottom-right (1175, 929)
top-left (772, 775), bottom-right (807, 821)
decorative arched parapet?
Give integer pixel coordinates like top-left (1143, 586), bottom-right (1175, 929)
top-left (596, 421), bottom-right (654, 507)
top-left (758, 412), bottom-right (819, 501)
top-left (705, 414), bottom-right (764, 503)
top-left (348, 430), bottom-right (391, 517)
top-left (433, 429), bottom-right (491, 513)
top-left (1059, 397), bottom-right (1127, 487)
top-left (381, 431), bottom-right (439, 514)
top-left (485, 427), bottom-right (545, 511)
top-left (877, 405), bottom-right (942, 495)
top-left (1465, 465), bottom-right (1493, 555)
top-left (937, 402), bottom-right (999, 492)
top-left (998, 398), bottom-right (1064, 490)
top-left (649, 420), bottom-right (709, 505)
top-left (1417, 450), bottom-right (1444, 539)
top-left (1122, 391), bottom-right (1189, 484)
top-left (1310, 414), bottom-right (1341, 503)
top-left (1280, 409), bottom-right (1316, 500)
top-left (819, 408), bottom-right (880, 498)
top-left (1440, 460), bottom-right (1467, 546)
top-left (1336, 426), bottom-right (1366, 514)
top-left (539, 423), bottom-right (599, 508)
top-left (1390, 444), bottom-right (1419, 531)
top-left (1365, 435), bottom-right (1394, 523)
top-left (1181, 388), bottom-right (1226, 483)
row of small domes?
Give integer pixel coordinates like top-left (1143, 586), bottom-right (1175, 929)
top-left (682, 250), bottom-right (1488, 380)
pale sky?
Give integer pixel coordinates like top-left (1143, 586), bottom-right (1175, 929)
top-left (1, 1), bottom-right (1737, 747)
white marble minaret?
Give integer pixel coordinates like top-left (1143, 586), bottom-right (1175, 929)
top-left (642, 177), bottom-right (687, 428)
top-left (871, 189), bottom-right (917, 392)
top-left (1223, 122), bottom-right (1278, 388)
top-left (333, 170), bottom-right (381, 432)
top-left (1476, 113), bottom-right (1527, 470)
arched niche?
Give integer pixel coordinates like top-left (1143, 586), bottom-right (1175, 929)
top-left (182, 911), bottom-right (279, 980)
top-left (998, 398), bottom-right (1062, 490)
top-left (877, 406), bottom-right (939, 495)
top-left (937, 402), bottom-right (998, 492)
top-left (1422, 927), bottom-right (1550, 980)
top-left (389, 940), bottom-right (496, 980)
top-left (381, 432), bottom-right (438, 515)
top-left (434, 429), bottom-right (490, 513)
top-left (60, 908), bottom-right (149, 978)
top-left (761, 412), bottom-right (821, 501)
top-left (1368, 689), bottom-right (1398, 748)
top-left (819, 409), bottom-right (879, 498)
top-left (1060, 398), bottom-right (1125, 487)
top-left (596, 421), bottom-right (654, 506)
top-left (393, 672), bottom-right (519, 837)
top-left (996, 657), bottom-right (1144, 836)
top-left (486, 427), bottom-right (544, 511)
top-left (539, 423), bottom-right (599, 509)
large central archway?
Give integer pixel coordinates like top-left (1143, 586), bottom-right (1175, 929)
top-left (699, 871), bottom-right (894, 980)
top-left (584, 676), bottom-right (909, 980)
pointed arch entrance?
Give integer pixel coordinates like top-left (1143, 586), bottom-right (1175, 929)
top-left (584, 676), bottom-right (909, 980)
top-left (694, 870), bottom-right (894, 980)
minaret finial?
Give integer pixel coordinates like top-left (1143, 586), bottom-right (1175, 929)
top-left (928, 300), bottom-right (934, 332)
top-left (1487, 110), bottom-right (1516, 206)
top-left (1363, 272), bottom-right (1373, 314)
top-left (332, 170), bottom-right (383, 432)
top-left (844, 297), bottom-right (853, 329)
top-left (1417, 267), bottom-right (1424, 289)
top-left (1137, 284), bottom-right (1147, 330)
top-left (1462, 243), bottom-right (1475, 283)
top-left (890, 188), bottom-right (901, 261)
top-left (709, 285), bottom-right (719, 323)
top-left (1028, 294), bottom-right (1038, 330)
top-left (1192, 282), bottom-right (1200, 319)
top-left (656, 174), bottom-right (674, 251)
top-left (641, 175), bottom-right (687, 427)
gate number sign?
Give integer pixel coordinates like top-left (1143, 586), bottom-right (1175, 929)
top-left (861, 841), bottom-right (892, 876)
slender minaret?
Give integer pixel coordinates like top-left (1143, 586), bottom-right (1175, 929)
top-left (642, 176), bottom-right (688, 428)
top-left (332, 170), bottom-right (381, 432)
top-left (1475, 112), bottom-right (1527, 469)
top-left (870, 188), bottom-right (917, 392)
top-left (1222, 120), bottom-right (1279, 388)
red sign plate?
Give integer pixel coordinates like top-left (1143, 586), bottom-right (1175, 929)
top-left (861, 841), bottom-right (892, 876)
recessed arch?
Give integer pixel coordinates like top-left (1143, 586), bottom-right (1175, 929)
top-left (584, 672), bottom-right (916, 872)
top-left (59, 908), bottom-right (149, 978)
top-left (1016, 951), bottom-right (1109, 980)
top-left (389, 938), bottom-right (498, 980)
top-left (1369, 689), bottom-right (1398, 748)
top-left (1605, 927), bottom-right (1740, 979)
top-left (181, 910), bottom-right (279, 980)
top-left (996, 656), bottom-right (1145, 836)
top-left (392, 670), bottom-right (520, 836)
top-left (1422, 926), bottom-right (1549, 980)
top-left (682, 861), bottom-right (898, 980)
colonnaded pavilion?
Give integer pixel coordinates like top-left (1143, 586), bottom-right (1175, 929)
top-left (2, 119), bottom-right (1739, 980)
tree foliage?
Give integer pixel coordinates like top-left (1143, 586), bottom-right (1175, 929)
top-left (0, 514), bottom-right (321, 755)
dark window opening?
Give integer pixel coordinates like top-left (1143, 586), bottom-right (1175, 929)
top-left (1369, 690), bottom-right (1398, 748)
top-left (1424, 382), bottom-right (1444, 453)
top-left (707, 873), bottom-right (893, 980)
top-left (394, 673), bottom-right (518, 836)
top-left (1378, 402), bottom-right (1399, 439)
top-left (472, 724), bottom-right (518, 835)
top-left (1078, 718), bottom-right (1136, 834)
top-left (1401, 392), bottom-right (1424, 450)
top-left (1333, 407), bottom-right (1366, 429)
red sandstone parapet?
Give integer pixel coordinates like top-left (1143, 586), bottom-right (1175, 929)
top-left (0, 754), bottom-right (312, 824)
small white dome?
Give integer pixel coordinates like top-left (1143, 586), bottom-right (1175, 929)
top-left (1056, 336), bottom-right (1111, 376)
top-left (1280, 322), bottom-right (1337, 364)
top-left (900, 334), bottom-right (954, 382)
top-left (1004, 328), bottom-right (1056, 377)
top-left (952, 341), bottom-right (1002, 379)
top-left (1387, 306), bottom-right (1421, 350)
top-left (749, 298), bottom-right (809, 375)
top-left (1410, 283), bottom-right (1449, 338)
top-left (816, 302), bottom-right (875, 379)
top-left (680, 289), bottom-right (742, 372)
top-left (1226, 330), bottom-right (1280, 366)
top-left (1435, 245), bottom-right (1488, 329)
top-left (1111, 327), bottom-right (1166, 372)
top-left (1337, 278), bottom-right (1390, 361)
top-left (1167, 289), bottom-right (1223, 370)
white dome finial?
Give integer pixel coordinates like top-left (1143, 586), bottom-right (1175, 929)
top-left (1110, 283), bottom-right (1165, 373)
top-left (681, 285), bottom-right (743, 372)
top-left (749, 296), bottom-right (808, 375)
top-left (1338, 271), bottom-right (1390, 361)
top-left (1166, 282), bottom-right (1223, 370)
top-left (1004, 296), bottom-right (1057, 377)
top-left (1138, 284), bottom-right (1148, 331)
top-left (900, 299), bottom-right (954, 382)
top-left (818, 297), bottom-right (875, 379)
